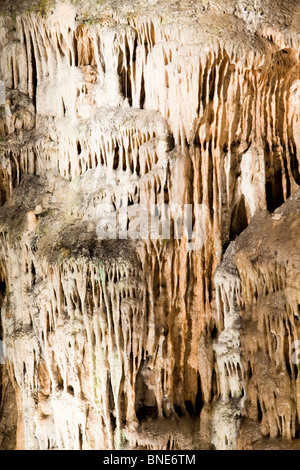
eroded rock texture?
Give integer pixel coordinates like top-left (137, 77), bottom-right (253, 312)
top-left (0, 0), bottom-right (299, 450)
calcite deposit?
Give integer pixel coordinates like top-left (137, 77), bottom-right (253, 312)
top-left (0, 0), bottom-right (299, 450)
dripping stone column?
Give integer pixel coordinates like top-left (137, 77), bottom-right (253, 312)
top-left (212, 245), bottom-right (245, 450)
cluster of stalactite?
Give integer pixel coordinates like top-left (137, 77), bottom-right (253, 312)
top-left (0, 233), bottom-right (209, 449)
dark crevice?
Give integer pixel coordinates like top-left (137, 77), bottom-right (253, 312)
top-left (135, 359), bottom-right (158, 422)
top-left (140, 72), bottom-right (145, 109)
top-left (29, 34), bottom-right (37, 109)
top-left (113, 144), bottom-right (119, 171)
top-left (230, 196), bottom-right (248, 239)
top-left (289, 137), bottom-right (300, 185)
top-left (210, 321), bottom-right (218, 339)
top-left (118, 36), bottom-right (133, 105)
top-left (110, 412), bottom-right (116, 432)
top-left (62, 98), bottom-right (67, 117)
top-left (266, 171), bottom-right (284, 212)
top-left (257, 399), bottom-right (263, 423)
top-left (78, 425), bottom-right (83, 450)
top-left (185, 373), bottom-right (204, 418)
top-left (31, 262), bottom-right (36, 286)
top-left (174, 404), bottom-right (183, 417)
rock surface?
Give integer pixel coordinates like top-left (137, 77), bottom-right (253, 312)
top-left (0, 0), bottom-right (299, 450)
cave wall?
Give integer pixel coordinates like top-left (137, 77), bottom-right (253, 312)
top-left (0, 0), bottom-right (299, 450)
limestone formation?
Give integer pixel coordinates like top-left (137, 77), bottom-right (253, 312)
top-left (0, 0), bottom-right (299, 450)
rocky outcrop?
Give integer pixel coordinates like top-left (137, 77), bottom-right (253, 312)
top-left (0, 0), bottom-right (299, 450)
